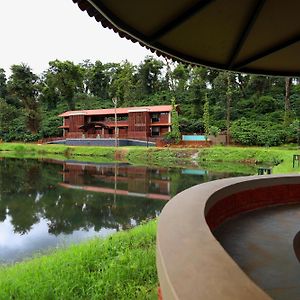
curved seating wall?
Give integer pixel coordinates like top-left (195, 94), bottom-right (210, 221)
top-left (157, 175), bottom-right (300, 300)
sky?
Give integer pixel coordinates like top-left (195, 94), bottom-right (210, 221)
top-left (0, 0), bottom-right (154, 77)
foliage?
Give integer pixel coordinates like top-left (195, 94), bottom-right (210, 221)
top-left (0, 57), bottom-right (300, 145)
top-left (0, 220), bottom-right (158, 300)
top-left (135, 56), bottom-right (164, 98)
top-left (167, 98), bottom-right (181, 143)
top-left (44, 60), bottom-right (84, 110)
top-left (209, 125), bottom-right (221, 137)
top-left (203, 93), bottom-right (210, 139)
top-left (83, 60), bottom-right (110, 99)
top-left (230, 118), bottom-right (296, 146)
top-left (7, 64), bottom-right (41, 133)
top-left (109, 60), bottom-right (135, 105)
top-left (0, 68), bottom-right (7, 98)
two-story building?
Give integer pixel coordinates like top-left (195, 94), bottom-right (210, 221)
top-left (59, 105), bottom-right (173, 140)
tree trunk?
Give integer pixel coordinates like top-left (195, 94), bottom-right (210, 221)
top-left (226, 73), bottom-right (232, 145)
top-left (284, 77), bottom-right (292, 125)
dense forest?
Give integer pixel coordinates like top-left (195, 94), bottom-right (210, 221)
top-left (0, 56), bottom-right (299, 146)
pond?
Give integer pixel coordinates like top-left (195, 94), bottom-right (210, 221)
top-left (0, 157), bottom-right (249, 264)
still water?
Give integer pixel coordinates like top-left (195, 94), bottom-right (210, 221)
top-left (0, 157), bottom-right (245, 264)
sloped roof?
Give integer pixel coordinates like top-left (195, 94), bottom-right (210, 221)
top-left (59, 105), bottom-right (173, 117)
top-left (72, 0), bottom-right (300, 76)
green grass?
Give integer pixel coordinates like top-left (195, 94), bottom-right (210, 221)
top-left (0, 143), bottom-right (116, 160)
top-left (126, 147), bottom-right (198, 167)
top-left (0, 220), bottom-right (158, 300)
top-left (200, 161), bottom-right (257, 175)
top-left (1, 143), bottom-right (299, 173)
top-left (199, 146), bottom-right (300, 174)
top-left (0, 143), bottom-right (198, 168)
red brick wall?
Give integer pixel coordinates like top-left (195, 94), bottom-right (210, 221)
top-left (206, 184), bottom-right (300, 231)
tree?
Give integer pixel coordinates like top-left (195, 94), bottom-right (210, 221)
top-left (226, 72), bottom-right (232, 145)
top-left (39, 71), bottom-right (60, 110)
top-left (0, 68), bottom-right (7, 99)
top-left (45, 60), bottom-right (84, 110)
top-left (7, 64), bottom-right (41, 133)
top-left (109, 61), bottom-right (135, 105)
top-left (84, 60), bottom-right (110, 99)
top-left (170, 97), bottom-right (181, 143)
top-left (172, 63), bottom-right (190, 93)
top-left (189, 67), bottom-right (206, 117)
top-left (136, 56), bottom-right (163, 97)
top-left (203, 93), bottom-right (210, 139)
top-left (0, 99), bottom-right (18, 133)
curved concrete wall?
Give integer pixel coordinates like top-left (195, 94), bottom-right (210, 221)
top-left (157, 175), bottom-right (300, 300)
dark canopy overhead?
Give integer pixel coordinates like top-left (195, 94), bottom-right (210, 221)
top-left (73, 0), bottom-right (300, 76)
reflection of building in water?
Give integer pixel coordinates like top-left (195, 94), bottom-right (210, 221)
top-left (59, 162), bottom-right (171, 201)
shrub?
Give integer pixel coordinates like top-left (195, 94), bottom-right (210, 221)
top-left (231, 118), bottom-right (295, 146)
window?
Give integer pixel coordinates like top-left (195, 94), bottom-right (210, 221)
top-left (151, 126), bottom-right (160, 136)
top-left (152, 113), bottom-right (160, 122)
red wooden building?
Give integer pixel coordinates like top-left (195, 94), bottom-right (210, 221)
top-left (59, 105), bottom-right (173, 140)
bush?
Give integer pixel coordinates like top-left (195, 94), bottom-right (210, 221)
top-left (231, 118), bottom-right (295, 146)
top-left (209, 126), bottom-right (221, 137)
top-left (163, 131), bottom-right (180, 144)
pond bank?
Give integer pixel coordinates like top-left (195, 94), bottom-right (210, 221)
top-left (0, 143), bottom-right (198, 168)
top-left (198, 146), bottom-right (299, 174)
top-left (0, 220), bottom-right (157, 300)
top-left (0, 143), bottom-right (298, 173)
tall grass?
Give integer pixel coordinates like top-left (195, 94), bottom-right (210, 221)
top-left (0, 220), bottom-right (158, 300)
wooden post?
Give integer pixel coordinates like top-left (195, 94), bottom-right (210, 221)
top-left (293, 154), bottom-right (300, 168)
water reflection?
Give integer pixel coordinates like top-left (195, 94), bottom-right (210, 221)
top-left (60, 161), bottom-right (171, 201)
top-left (0, 157), bottom-right (240, 263)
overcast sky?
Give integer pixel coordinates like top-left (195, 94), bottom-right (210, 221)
top-left (0, 0), bottom-right (154, 77)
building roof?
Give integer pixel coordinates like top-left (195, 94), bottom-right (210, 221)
top-left (59, 105), bottom-right (173, 117)
top-left (72, 0), bottom-right (300, 77)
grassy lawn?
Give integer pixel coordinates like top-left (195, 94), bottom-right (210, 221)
top-left (0, 220), bottom-right (157, 300)
top-left (199, 146), bottom-right (300, 174)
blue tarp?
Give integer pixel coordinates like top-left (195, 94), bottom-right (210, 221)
top-left (182, 135), bottom-right (206, 141)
